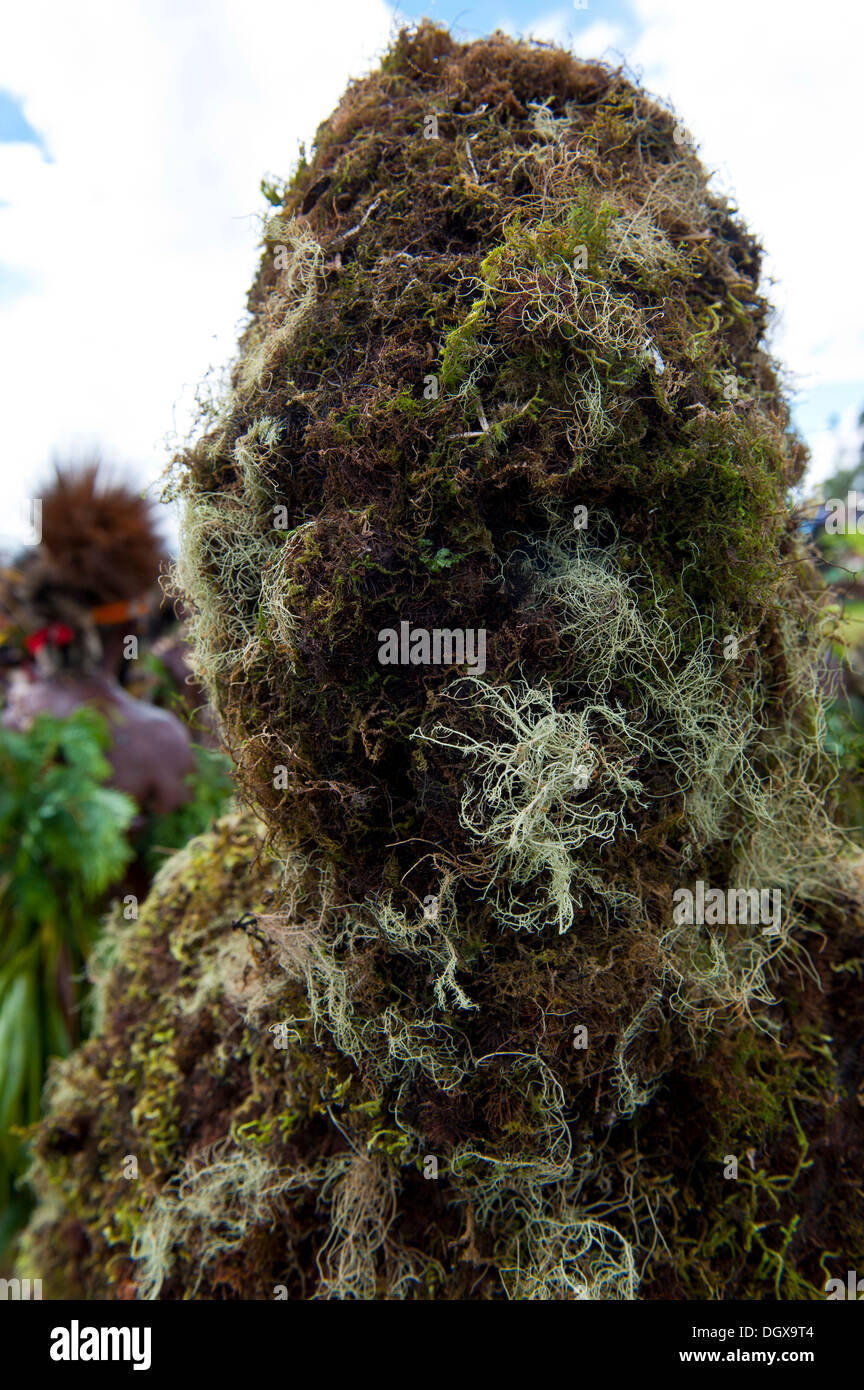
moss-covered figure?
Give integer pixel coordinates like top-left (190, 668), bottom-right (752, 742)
top-left (21, 24), bottom-right (864, 1299)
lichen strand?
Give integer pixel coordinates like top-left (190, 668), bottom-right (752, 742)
top-left (19, 812), bottom-right (495, 1299)
top-left (23, 23), bottom-right (864, 1299)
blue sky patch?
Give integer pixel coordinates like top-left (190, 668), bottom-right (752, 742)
top-left (0, 263), bottom-right (39, 308)
top-left (396, 0), bottom-right (638, 47)
top-left (0, 89), bottom-right (49, 157)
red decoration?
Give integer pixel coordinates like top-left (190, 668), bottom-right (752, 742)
top-left (24, 622), bottom-right (75, 655)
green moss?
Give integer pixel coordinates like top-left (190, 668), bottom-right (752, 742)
top-left (21, 21), bottom-right (864, 1301)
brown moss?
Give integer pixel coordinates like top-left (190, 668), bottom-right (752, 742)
top-left (21, 22), bottom-right (864, 1300)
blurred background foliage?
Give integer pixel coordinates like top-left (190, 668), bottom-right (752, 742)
top-left (806, 410), bottom-right (864, 834)
top-left (0, 706), bottom-right (232, 1257)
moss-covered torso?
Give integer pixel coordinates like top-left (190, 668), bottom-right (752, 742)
top-left (21, 25), bottom-right (864, 1299)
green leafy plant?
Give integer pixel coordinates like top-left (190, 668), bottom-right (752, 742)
top-left (417, 539), bottom-right (467, 572)
top-left (0, 709), bottom-right (135, 1252)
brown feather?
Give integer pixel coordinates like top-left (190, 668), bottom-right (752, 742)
top-left (37, 460), bottom-right (166, 606)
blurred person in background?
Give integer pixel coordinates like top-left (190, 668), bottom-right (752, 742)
top-left (0, 460), bottom-right (196, 818)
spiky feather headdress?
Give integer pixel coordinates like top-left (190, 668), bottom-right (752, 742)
top-left (0, 461), bottom-right (165, 667)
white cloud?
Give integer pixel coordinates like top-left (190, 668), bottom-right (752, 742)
top-left (626, 0), bottom-right (864, 411)
top-left (0, 0), bottom-right (395, 547)
top-left (520, 8), bottom-right (627, 56)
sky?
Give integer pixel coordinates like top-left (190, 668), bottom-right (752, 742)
top-left (1, 0), bottom-right (862, 551)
